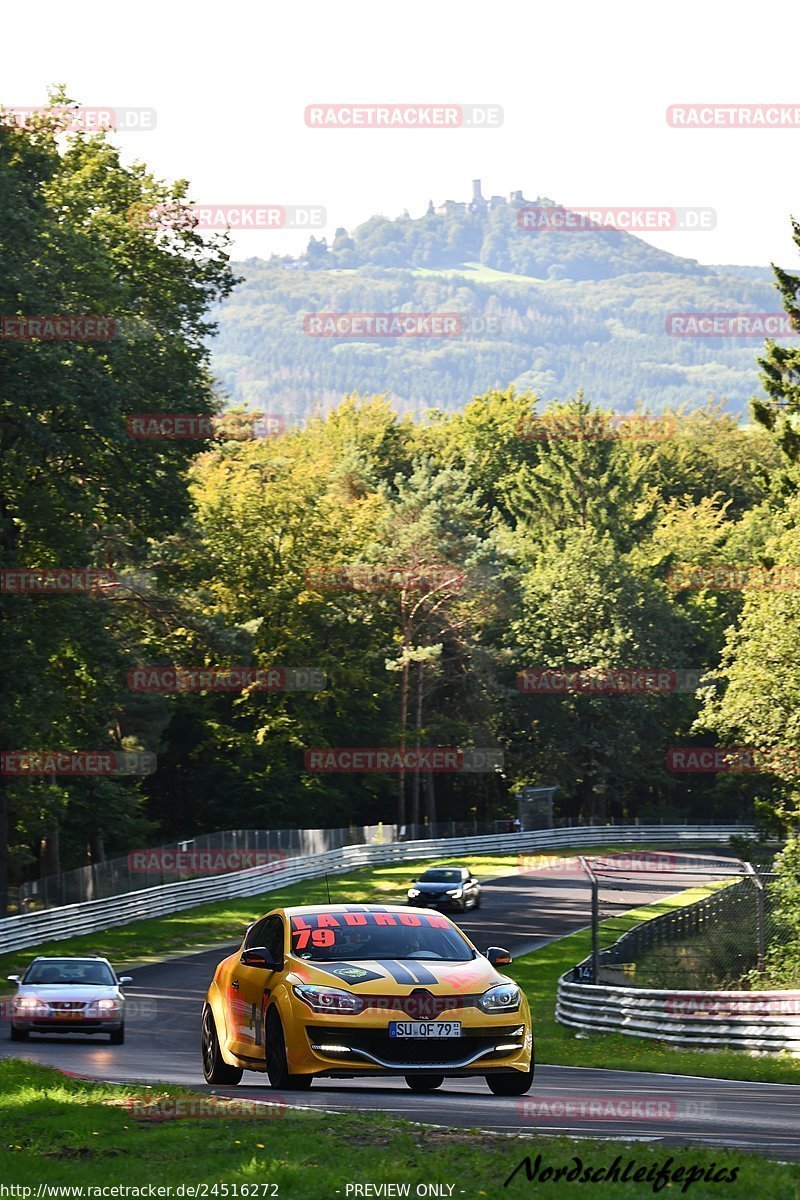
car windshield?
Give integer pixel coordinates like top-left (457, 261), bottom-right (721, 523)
top-left (23, 960), bottom-right (115, 986)
top-left (289, 911), bottom-right (475, 962)
top-left (418, 869), bottom-right (462, 883)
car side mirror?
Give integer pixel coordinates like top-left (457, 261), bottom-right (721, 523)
top-left (118, 976), bottom-right (133, 985)
top-left (7, 975), bottom-right (20, 984)
top-left (240, 947), bottom-right (279, 970)
top-left (486, 946), bottom-right (512, 966)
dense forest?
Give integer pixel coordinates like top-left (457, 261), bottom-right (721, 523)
top-left (2, 106), bottom-right (800, 925)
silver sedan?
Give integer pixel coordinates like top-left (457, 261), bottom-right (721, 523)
top-left (8, 956), bottom-right (132, 1044)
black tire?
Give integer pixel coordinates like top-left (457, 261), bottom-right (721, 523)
top-left (201, 1004), bottom-right (243, 1085)
top-left (265, 1008), bottom-right (313, 1090)
top-left (109, 1024), bottom-right (125, 1045)
top-left (486, 1065), bottom-right (534, 1096)
top-left (472, 894), bottom-right (481, 909)
top-left (9, 1027), bottom-right (28, 1042)
top-left (404, 1074), bottom-right (444, 1092)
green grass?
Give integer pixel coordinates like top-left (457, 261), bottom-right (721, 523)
top-left (0, 1061), bottom-right (798, 1193)
top-left (508, 884), bottom-right (800, 1086)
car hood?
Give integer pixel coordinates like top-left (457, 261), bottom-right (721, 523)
top-left (288, 956), bottom-right (504, 993)
top-left (16, 985), bottom-right (122, 1002)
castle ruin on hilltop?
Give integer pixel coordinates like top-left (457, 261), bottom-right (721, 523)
top-left (427, 179), bottom-right (554, 217)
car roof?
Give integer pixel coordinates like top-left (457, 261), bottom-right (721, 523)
top-left (29, 956), bottom-right (112, 964)
top-left (420, 865), bottom-right (466, 871)
top-left (282, 903), bottom-right (441, 917)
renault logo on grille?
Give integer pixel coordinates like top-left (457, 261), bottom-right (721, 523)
top-left (401, 989), bottom-right (448, 1020)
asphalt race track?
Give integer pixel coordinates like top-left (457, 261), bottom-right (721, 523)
top-left (2, 852), bottom-right (799, 1160)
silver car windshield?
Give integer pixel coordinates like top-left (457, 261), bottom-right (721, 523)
top-left (23, 960), bottom-right (116, 985)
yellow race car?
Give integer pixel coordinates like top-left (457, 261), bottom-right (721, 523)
top-left (201, 903), bottom-right (533, 1095)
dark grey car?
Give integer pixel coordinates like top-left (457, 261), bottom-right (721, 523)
top-left (406, 866), bottom-right (481, 912)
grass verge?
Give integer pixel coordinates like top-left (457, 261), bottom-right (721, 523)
top-left (0, 1060), bottom-right (798, 1194)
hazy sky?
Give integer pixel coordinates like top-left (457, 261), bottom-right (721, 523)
top-left (4, 0), bottom-right (800, 268)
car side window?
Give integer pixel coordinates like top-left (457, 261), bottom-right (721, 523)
top-left (261, 916), bottom-right (285, 964)
top-left (245, 917), bottom-right (270, 949)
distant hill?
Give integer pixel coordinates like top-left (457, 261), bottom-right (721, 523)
top-left (209, 182), bottom-right (787, 423)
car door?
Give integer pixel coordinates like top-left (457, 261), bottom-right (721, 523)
top-left (231, 915), bottom-right (284, 1060)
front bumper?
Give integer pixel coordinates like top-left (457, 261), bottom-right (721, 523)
top-left (12, 1012), bottom-right (123, 1034)
top-left (406, 894), bottom-right (464, 909)
top-left (285, 1008), bottom-right (532, 1077)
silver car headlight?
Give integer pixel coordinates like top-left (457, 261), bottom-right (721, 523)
top-left (478, 984), bottom-right (521, 1013)
top-left (445, 888), bottom-right (463, 897)
top-left (86, 999), bottom-right (121, 1016)
top-left (14, 997), bottom-right (47, 1015)
top-left (407, 888), bottom-right (420, 897)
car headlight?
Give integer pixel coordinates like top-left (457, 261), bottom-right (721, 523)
top-left (478, 984), bottom-right (521, 1013)
top-left (445, 888), bottom-right (463, 897)
top-left (293, 984), bottom-right (364, 1014)
top-left (407, 888), bottom-right (420, 897)
top-left (14, 997), bottom-right (46, 1014)
top-left (86, 999), bottom-right (120, 1016)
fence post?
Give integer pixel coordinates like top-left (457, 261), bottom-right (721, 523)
top-left (743, 861), bottom-right (766, 972)
top-left (579, 855), bottom-right (600, 983)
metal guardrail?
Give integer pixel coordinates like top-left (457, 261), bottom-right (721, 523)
top-left (556, 978), bottom-right (800, 1054)
top-left (0, 824), bottom-right (749, 956)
